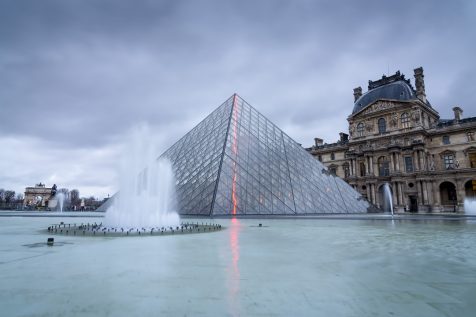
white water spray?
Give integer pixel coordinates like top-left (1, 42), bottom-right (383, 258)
top-left (383, 183), bottom-right (394, 216)
top-left (464, 198), bottom-right (476, 215)
top-left (104, 125), bottom-right (180, 229)
top-left (56, 192), bottom-right (65, 212)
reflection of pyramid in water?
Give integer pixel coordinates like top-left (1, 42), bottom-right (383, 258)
top-left (160, 94), bottom-right (370, 215)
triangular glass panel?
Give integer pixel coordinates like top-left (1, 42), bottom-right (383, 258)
top-left (156, 94), bottom-right (370, 215)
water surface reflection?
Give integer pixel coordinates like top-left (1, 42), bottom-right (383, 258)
top-left (227, 218), bottom-right (241, 315)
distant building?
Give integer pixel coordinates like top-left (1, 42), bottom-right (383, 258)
top-left (307, 67), bottom-right (476, 213)
top-left (24, 183), bottom-right (54, 208)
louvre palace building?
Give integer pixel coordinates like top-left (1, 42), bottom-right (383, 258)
top-left (307, 67), bottom-right (476, 213)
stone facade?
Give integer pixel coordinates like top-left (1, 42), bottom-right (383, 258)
top-left (307, 67), bottom-right (476, 213)
top-left (24, 183), bottom-right (54, 208)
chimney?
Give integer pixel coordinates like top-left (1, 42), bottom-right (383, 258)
top-left (314, 138), bottom-right (323, 147)
top-left (453, 107), bottom-right (463, 122)
top-left (339, 132), bottom-right (349, 142)
top-left (353, 87), bottom-right (362, 102)
top-left (414, 67), bottom-right (426, 103)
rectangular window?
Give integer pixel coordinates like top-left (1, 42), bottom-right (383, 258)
top-left (442, 135), bottom-right (450, 145)
top-left (379, 162), bottom-right (389, 176)
top-left (444, 154), bottom-right (454, 169)
top-left (470, 153), bottom-right (476, 168)
top-left (404, 156), bottom-right (413, 172)
top-left (401, 113), bottom-right (411, 128)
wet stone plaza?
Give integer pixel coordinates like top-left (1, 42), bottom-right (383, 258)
top-left (0, 213), bottom-right (475, 317)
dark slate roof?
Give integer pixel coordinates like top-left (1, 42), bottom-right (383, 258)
top-left (352, 80), bottom-right (416, 114)
top-left (437, 116), bottom-right (476, 128)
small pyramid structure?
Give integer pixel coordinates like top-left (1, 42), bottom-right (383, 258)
top-left (158, 94), bottom-right (370, 215)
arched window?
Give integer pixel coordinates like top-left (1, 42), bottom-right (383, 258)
top-left (440, 181), bottom-right (457, 206)
top-left (357, 123), bottom-right (364, 137)
top-left (465, 180), bottom-right (476, 198)
top-left (401, 112), bottom-right (410, 128)
top-left (378, 118), bottom-right (386, 134)
top-left (469, 152), bottom-right (476, 168)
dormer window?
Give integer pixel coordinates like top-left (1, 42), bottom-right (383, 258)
top-left (378, 118), bottom-right (386, 134)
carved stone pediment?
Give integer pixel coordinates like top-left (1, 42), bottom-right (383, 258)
top-left (439, 149), bottom-right (455, 157)
top-left (356, 100), bottom-right (398, 117)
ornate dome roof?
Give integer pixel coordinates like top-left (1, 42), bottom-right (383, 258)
top-left (352, 71), bottom-right (417, 114)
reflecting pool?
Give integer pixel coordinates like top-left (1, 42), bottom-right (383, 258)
top-left (1, 215), bottom-right (475, 316)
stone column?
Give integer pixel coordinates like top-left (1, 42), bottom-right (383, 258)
top-left (414, 152), bottom-right (419, 171)
top-left (427, 181), bottom-right (434, 206)
top-left (392, 182), bottom-right (398, 206)
top-left (390, 154), bottom-right (395, 173)
top-left (366, 183), bottom-right (372, 202)
top-left (371, 184), bottom-right (377, 206)
top-left (396, 182), bottom-right (401, 205)
top-left (417, 181), bottom-right (423, 207)
top-left (422, 180), bottom-right (429, 205)
top-left (433, 181), bottom-right (441, 206)
top-left (456, 178), bottom-right (465, 211)
top-left (419, 151), bottom-right (425, 172)
top-left (370, 156), bottom-right (375, 175)
top-left (399, 182), bottom-right (404, 206)
top-left (396, 153), bottom-right (401, 172)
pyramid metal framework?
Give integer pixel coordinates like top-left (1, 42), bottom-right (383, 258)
top-left (159, 94), bottom-right (370, 215)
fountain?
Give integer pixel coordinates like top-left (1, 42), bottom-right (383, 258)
top-left (56, 192), bottom-right (65, 212)
top-left (382, 183), bottom-right (394, 216)
top-left (46, 125), bottom-right (222, 237)
top-left (104, 125), bottom-right (180, 229)
top-left (104, 158), bottom-right (180, 229)
top-left (464, 198), bottom-right (476, 215)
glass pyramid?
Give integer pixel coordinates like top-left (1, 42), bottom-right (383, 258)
top-left (159, 94), bottom-right (370, 215)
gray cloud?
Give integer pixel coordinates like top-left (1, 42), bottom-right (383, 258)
top-left (1, 0), bottom-right (475, 198)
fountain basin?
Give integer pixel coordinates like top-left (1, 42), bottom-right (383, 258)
top-left (46, 222), bottom-right (222, 237)
top-left (2, 215), bottom-right (476, 316)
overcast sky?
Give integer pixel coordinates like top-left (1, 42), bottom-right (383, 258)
top-left (1, 0), bottom-right (475, 199)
